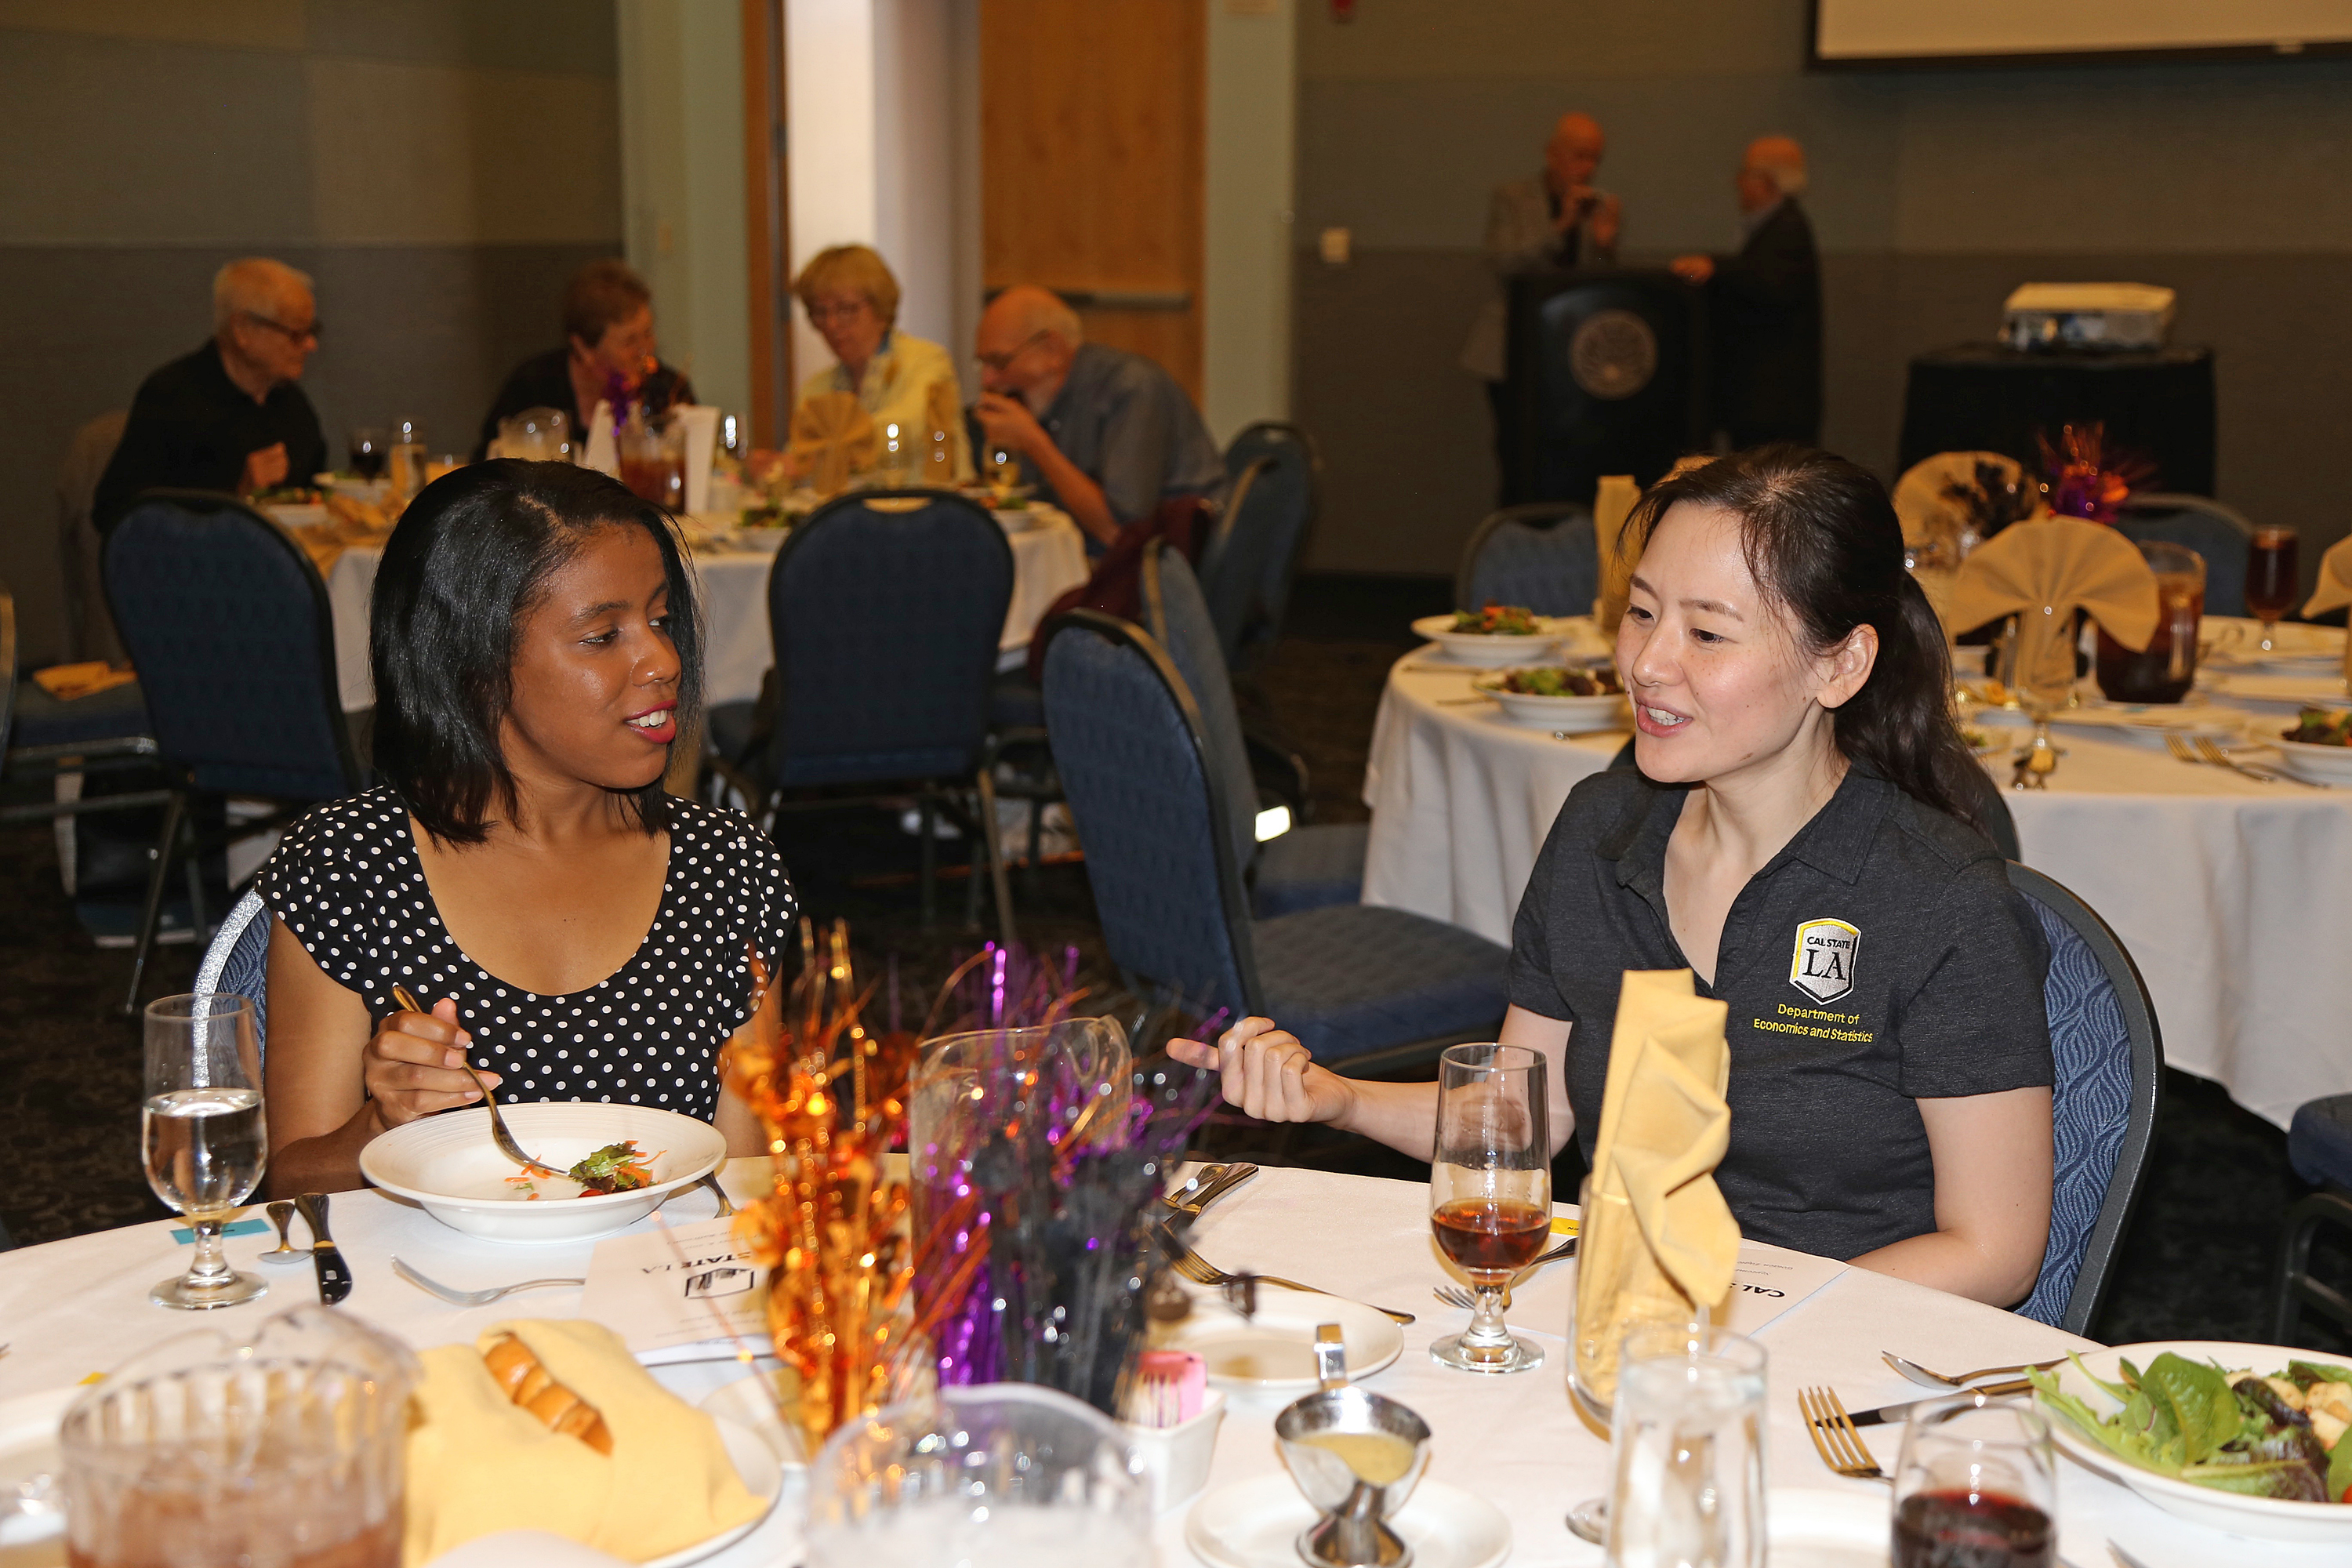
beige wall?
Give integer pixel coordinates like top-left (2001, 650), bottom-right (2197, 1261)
top-left (0, 0), bottom-right (622, 662)
top-left (1294, 0), bottom-right (2352, 579)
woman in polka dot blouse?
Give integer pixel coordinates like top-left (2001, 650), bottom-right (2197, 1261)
top-left (259, 461), bottom-right (797, 1196)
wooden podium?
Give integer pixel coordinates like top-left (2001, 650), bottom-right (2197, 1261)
top-left (1504, 268), bottom-right (1708, 506)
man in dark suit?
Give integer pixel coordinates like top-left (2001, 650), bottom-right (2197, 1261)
top-left (1671, 136), bottom-right (1822, 449)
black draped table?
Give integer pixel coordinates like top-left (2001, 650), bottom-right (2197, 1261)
top-left (1897, 343), bottom-right (2216, 495)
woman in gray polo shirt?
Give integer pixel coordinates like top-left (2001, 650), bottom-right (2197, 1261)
top-left (1174, 447), bottom-right (2055, 1308)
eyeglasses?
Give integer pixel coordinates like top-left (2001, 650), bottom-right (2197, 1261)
top-left (804, 299), bottom-right (871, 326)
top-left (975, 330), bottom-right (1055, 376)
top-left (242, 311), bottom-right (321, 343)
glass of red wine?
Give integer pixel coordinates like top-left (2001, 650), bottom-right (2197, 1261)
top-left (2246, 526), bottom-right (2301, 654)
top-left (1427, 1042), bottom-right (1549, 1375)
top-left (1893, 1396), bottom-right (2056, 1568)
top-left (348, 427), bottom-right (389, 482)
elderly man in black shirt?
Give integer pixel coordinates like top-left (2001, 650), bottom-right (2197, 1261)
top-left (971, 285), bottom-right (1223, 549)
top-left (94, 258), bottom-right (327, 527)
top-left (1671, 136), bottom-right (1824, 449)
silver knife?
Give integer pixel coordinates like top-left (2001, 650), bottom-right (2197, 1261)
top-left (1847, 1375), bottom-right (2035, 1428)
top-left (295, 1192), bottom-right (354, 1305)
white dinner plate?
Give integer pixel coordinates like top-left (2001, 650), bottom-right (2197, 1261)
top-left (1160, 1291), bottom-right (1404, 1393)
top-left (263, 502), bottom-right (330, 528)
top-left (695, 1374), bottom-right (811, 1472)
top-left (642, 1412), bottom-right (788, 1568)
top-left (1411, 613), bottom-right (1566, 667)
top-left (1766, 1487), bottom-right (1890, 1567)
top-left (1185, 1475), bottom-right (1508, 1568)
top-left (359, 1102), bottom-right (726, 1244)
top-left (2041, 1340), bottom-right (2352, 1544)
top-left (2203, 618), bottom-right (2345, 671)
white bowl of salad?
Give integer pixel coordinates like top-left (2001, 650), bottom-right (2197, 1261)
top-left (2034, 1341), bottom-right (2352, 1541)
top-left (1412, 606), bottom-right (1569, 666)
top-left (360, 1101), bottom-right (727, 1244)
top-left (2274, 709), bottom-right (2352, 786)
top-left (1474, 666), bottom-right (1628, 732)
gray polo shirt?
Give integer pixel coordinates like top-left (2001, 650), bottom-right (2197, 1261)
top-left (1510, 766), bottom-right (2053, 1262)
top-left (1022, 341), bottom-right (1225, 528)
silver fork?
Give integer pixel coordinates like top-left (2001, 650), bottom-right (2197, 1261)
top-left (2196, 735), bottom-right (2306, 784)
top-left (391, 984), bottom-right (557, 1174)
top-left (2161, 732), bottom-right (2201, 766)
top-left (392, 1256), bottom-right (584, 1307)
top-left (1798, 1385), bottom-right (1890, 1483)
top-left (1430, 1236), bottom-right (1578, 1311)
top-left (1156, 1225), bottom-right (1416, 1324)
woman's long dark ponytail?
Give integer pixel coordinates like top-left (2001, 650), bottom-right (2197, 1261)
top-left (1624, 445), bottom-right (1989, 837)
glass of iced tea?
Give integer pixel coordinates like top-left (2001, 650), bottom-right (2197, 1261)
top-left (143, 993), bottom-right (266, 1310)
top-left (1427, 1042), bottom-right (1550, 1375)
top-left (2247, 526), bottom-right (2301, 653)
top-left (619, 416), bottom-right (687, 510)
top-left (2095, 540), bottom-right (2205, 704)
top-left (60, 1306), bottom-right (419, 1568)
top-left (1893, 1396), bottom-right (2056, 1568)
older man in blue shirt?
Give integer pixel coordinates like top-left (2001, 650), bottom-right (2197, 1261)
top-left (972, 285), bottom-right (1223, 548)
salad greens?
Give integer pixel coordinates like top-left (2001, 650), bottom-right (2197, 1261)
top-left (565, 1140), bottom-right (657, 1195)
top-left (1485, 666), bottom-right (1623, 698)
top-left (2031, 1352), bottom-right (2352, 1504)
top-left (1452, 604), bottom-right (1541, 636)
top-left (2286, 707), bottom-right (2352, 747)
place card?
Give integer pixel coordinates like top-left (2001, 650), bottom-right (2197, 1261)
top-left (1719, 1239), bottom-right (1846, 1337)
top-left (580, 1215), bottom-right (771, 1357)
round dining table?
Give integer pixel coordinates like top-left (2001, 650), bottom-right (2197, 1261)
top-left (318, 506), bottom-right (1090, 713)
top-left (0, 1163), bottom-right (2316, 1566)
top-left (1363, 622), bottom-right (2352, 1132)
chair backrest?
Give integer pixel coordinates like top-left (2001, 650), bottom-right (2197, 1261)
top-left (1456, 503), bottom-right (1599, 618)
top-left (1196, 457), bottom-right (1277, 670)
top-left (2007, 862), bottom-right (2163, 1334)
top-left (1040, 610), bottom-right (1261, 1021)
top-left (1142, 543), bottom-right (1261, 876)
top-left (2114, 492), bottom-right (2256, 619)
top-left (765, 490), bottom-right (1014, 787)
top-left (103, 491), bottom-right (362, 801)
top-left (195, 889), bottom-right (271, 1065)
top-left (59, 410), bottom-right (129, 663)
top-left (0, 578), bottom-right (16, 757)
top-left (1221, 422), bottom-right (1320, 658)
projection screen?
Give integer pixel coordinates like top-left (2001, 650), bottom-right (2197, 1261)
top-left (1813, 0), bottom-right (2352, 64)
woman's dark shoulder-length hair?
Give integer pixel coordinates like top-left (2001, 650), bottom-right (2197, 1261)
top-left (1621, 445), bottom-right (1987, 837)
top-left (369, 459), bottom-right (703, 844)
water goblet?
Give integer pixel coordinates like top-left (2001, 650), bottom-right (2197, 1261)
top-left (1602, 1323), bottom-right (1767, 1568)
top-left (142, 993), bottom-right (267, 1309)
top-left (1427, 1043), bottom-right (1548, 1375)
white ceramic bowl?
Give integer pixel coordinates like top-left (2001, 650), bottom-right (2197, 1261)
top-left (2041, 1340), bottom-right (2352, 1543)
top-left (1410, 614), bottom-right (1565, 667)
top-left (360, 1102), bottom-right (727, 1243)
top-left (1474, 675), bottom-right (1628, 733)
top-left (263, 502), bottom-right (330, 528)
top-left (2272, 733), bottom-right (2352, 786)
top-left (732, 527), bottom-right (789, 554)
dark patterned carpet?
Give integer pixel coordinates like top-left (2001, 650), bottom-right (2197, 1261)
top-left (2, 572), bottom-right (2340, 1349)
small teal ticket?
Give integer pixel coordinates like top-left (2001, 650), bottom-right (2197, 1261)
top-left (171, 1218), bottom-right (272, 1244)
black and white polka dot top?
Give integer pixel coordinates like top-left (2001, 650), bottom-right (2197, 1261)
top-left (257, 786), bottom-right (797, 1123)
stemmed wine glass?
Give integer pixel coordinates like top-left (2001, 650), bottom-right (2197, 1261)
top-left (1893, 1397), bottom-right (2056, 1568)
top-left (1427, 1043), bottom-right (1549, 1374)
top-left (143, 994), bottom-right (268, 1309)
top-left (2246, 526), bottom-right (2301, 655)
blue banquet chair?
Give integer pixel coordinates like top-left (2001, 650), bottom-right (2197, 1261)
top-left (1218, 421), bottom-right (1320, 670)
top-left (196, 888), bottom-right (272, 1064)
top-left (2270, 1098), bottom-right (2352, 1344)
top-left (1455, 503), bottom-right (1600, 619)
top-left (2005, 862), bottom-right (2163, 1334)
top-left (1040, 609), bottom-right (1508, 1071)
top-left (103, 491), bottom-right (368, 1011)
top-left (0, 577), bottom-right (165, 829)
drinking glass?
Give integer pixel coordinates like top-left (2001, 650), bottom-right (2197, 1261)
top-left (985, 445), bottom-right (1019, 492)
top-left (1893, 1397), bottom-right (2056, 1568)
top-left (347, 427), bottom-right (388, 481)
top-left (2247, 526), bottom-right (2301, 653)
top-left (2094, 540), bottom-right (2205, 704)
top-left (143, 993), bottom-right (267, 1309)
top-left (619, 416), bottom-right (688, 510)
top-left (804, 1385), bottom-right (1149, 1567)
top-left (60, 1306), bottom-right (418, 1568)
top-left (496, 407), bottom-right (572, 463)
top-left (1603, 1323), bottom-right (1767, 1568)
top-left (1428, 1042), bottom-right (1549, 1374)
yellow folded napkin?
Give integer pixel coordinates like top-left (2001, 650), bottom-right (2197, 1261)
top-left (1893, 451), bottom-right (2038, 550)
top-left (2303, 535), bottom-right (2352, 619)
top-left (31, 661), bottom-right (136, 701)
top-left (1593, 474), bottom-right (1642, 632)
top-left (1573, 970), bottom-right (1739, 1409)
top-left (1945, 517), bottom-right (2158, 698)
top-left (788, 391), bottom-right (878, 497)
top-left (404, 1319), bottom-right (763, 1566)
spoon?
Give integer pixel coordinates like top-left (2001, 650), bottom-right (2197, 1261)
top-left (392, 984), bottom-right (556, 1177)
top-left (257, 1199), bottom-right (307, 1264)
top-left (1883, 1350), bottom-right (2068, 1390)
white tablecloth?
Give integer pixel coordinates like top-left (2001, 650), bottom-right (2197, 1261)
top-left (1362, 648), bottom-right (2352, 1131)
top-left (0, 1165), bottom-right (2316, 1567)
top-left (325, 510), bottom-right (1090, 712)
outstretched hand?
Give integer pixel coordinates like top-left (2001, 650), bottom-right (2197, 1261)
top-left (1167, 1016), bottom-right (1353, 1127)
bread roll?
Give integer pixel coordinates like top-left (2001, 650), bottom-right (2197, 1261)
top-left (481, 1330), bottom-right (615, 1455)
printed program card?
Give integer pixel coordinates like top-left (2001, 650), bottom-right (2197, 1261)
top-left (581, 1214), bottom-right (772, 1357)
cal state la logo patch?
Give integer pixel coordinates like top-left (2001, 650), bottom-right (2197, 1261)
top-left (1789, 918), bottom-right (1860, 1004)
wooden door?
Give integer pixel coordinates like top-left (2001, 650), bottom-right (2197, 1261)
top-left (979, 0), bottom-right (1205, 401)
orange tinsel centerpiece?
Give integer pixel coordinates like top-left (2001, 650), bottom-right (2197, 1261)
top-left (720, 920), bottom-right (922, 1456)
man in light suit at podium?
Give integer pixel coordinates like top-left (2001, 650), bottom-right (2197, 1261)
top-left (1462, 111), bottom-right (1623, 495)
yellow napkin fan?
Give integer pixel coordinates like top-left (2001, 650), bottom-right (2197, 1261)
top-left (1572, 970), bottom-right (1740, 1410)
top-left (1945, 517), bottom-right (2158, 700)
top-left (788, 391), bottom-right (878, 497)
